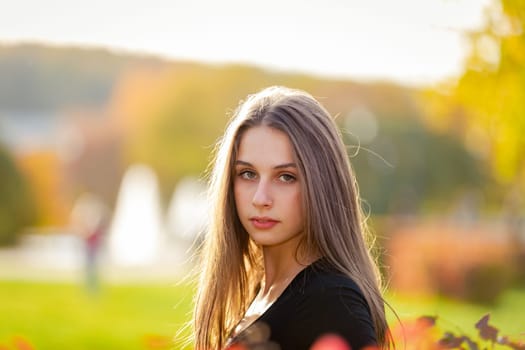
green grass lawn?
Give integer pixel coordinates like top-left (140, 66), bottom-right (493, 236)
top-left (0, 280), bottom-right (195, 350)
top-left (0, 279), bottom-right (523, 350)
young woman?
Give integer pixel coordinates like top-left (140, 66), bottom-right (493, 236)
top-left (193, 86), bottom-right (390, 350)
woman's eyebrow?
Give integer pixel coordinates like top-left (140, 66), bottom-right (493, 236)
top-left (235, 160), bottom-right (297, 169)
top-left (274, 162), bottom-right (297, 169)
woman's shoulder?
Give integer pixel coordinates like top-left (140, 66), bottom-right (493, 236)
top-left (292, 258), bottom-right (365, 296)
top-left (272, 259), bottom-right (378, 349)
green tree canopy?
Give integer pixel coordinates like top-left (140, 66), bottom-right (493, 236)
top-left (454, 0), bottom-right (525, 192)
top-left (0, 145), bottom-right (37, 245)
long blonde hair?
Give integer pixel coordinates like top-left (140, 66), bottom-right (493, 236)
top-left (194, 86), bottom-right (390, 350)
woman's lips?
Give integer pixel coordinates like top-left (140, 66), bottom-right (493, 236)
top-left (250, 217), bottom-right (279, 229)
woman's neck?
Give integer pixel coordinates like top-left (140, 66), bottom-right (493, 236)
top-left (231, 244), bottom-right (319, 338)
top-left (260, 245), bottom-right (317, 295)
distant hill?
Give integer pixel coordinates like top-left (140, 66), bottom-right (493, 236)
top-left (0, 43), bottom-right (171, 111)
top-left (0, 43), bottom-right (419, 117)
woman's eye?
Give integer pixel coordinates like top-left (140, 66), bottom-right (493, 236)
top-left (279, 174), bottom-right (296, 183)
top-left (239, 170), bottom-right (256, 180)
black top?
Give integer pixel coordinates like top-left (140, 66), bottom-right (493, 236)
top-left (227, 259), bottom-right (378, 350)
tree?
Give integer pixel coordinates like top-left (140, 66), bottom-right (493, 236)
top-left (347, 118), bottom-right (486, 215)
top-left (454, 0), bottom-right (525, 194)
top-left (0, 146), bottom-right (37, 245)
top-left (420, 0), bottom-right (525, 209)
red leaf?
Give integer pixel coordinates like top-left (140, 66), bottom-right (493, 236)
top-left (474, 314), bottom-right (498, 342)
top-left (438, 332), bottom-right (464, 348)
top-left (507, 341), bottom-right (525, 350)
top-left (12, 336), bottom-right (35, 350)
top-left (416, 316), bottom-right (437, 329)
top-left (310, 334), bottom-right (352, 350)
top-left (142, 334), bottom-right (172, 349)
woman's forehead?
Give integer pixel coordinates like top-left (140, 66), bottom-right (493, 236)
top-left (235, 126), bottom-right (295, 167)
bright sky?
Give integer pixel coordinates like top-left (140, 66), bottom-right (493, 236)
top-left (0, 0), bottom-right (491, 86)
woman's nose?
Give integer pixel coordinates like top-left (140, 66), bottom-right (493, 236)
top-left (252, 180), bottom-right (273, 207)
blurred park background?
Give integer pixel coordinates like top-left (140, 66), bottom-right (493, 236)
top-left (1, 0), bottom-right (525, 349)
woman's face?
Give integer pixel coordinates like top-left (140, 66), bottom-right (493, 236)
top-left (234, 126), bottom-right (304, 250)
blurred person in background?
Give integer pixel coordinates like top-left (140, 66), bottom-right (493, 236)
top-left (193, 86), bottom-right (391, 350)
top-left (71, 193), bottom-right (110, 295)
